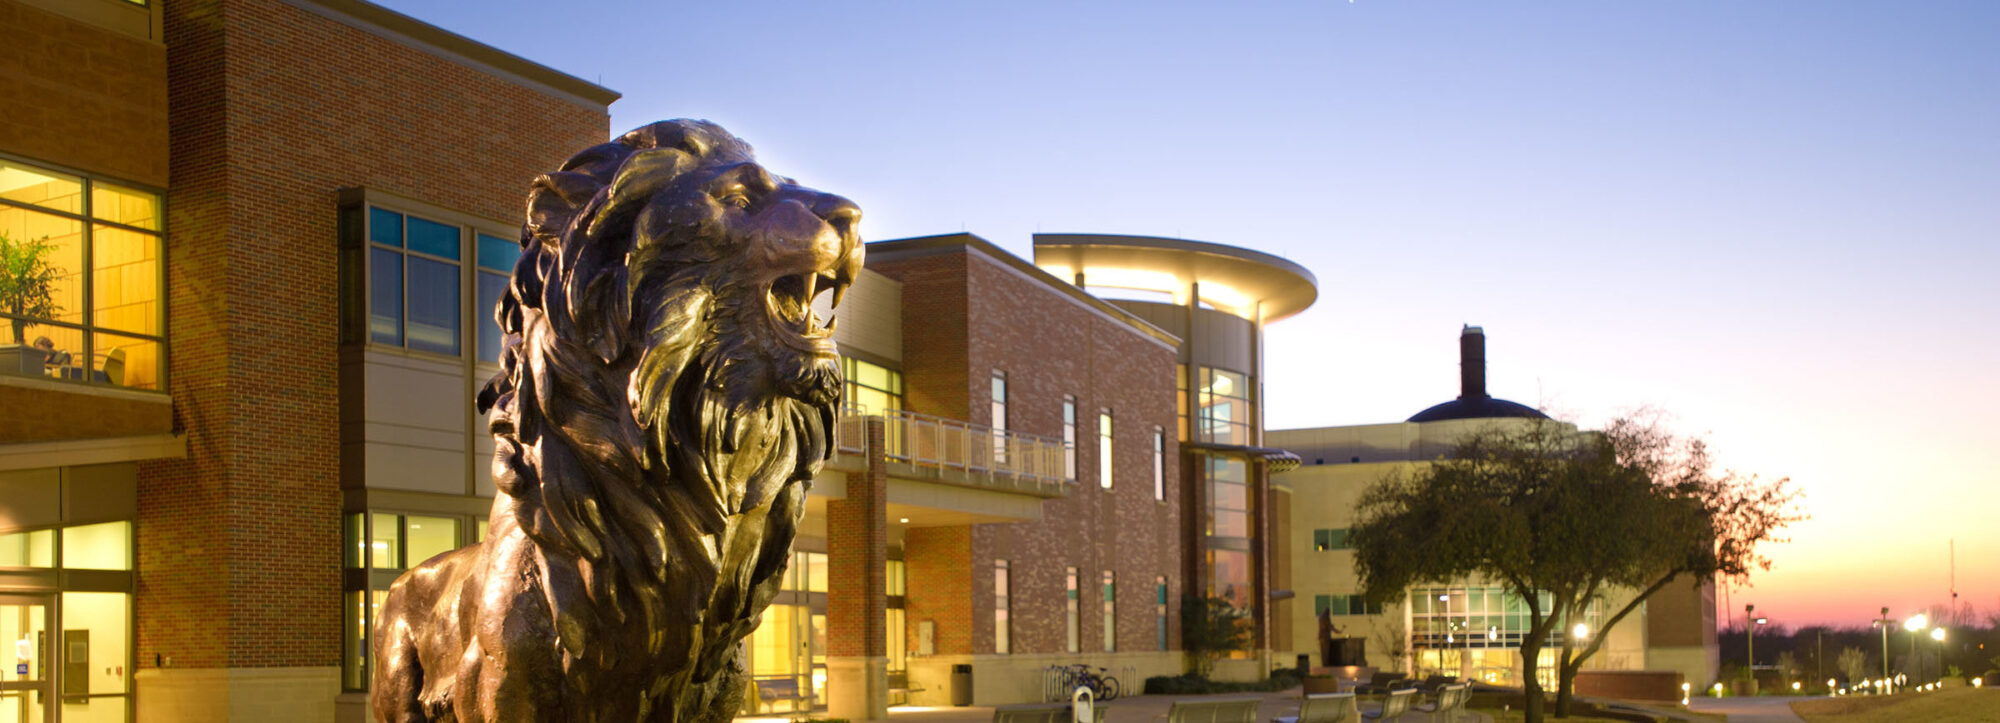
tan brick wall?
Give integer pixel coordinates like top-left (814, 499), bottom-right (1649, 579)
top-left (138, 0), bottom-right (608, 673)
top-left (875, 242), bottom-right (1183, 658)
top-left (0, 0), bottom-right (169, 186)
top-left (904, 525), bottom-right (972, 655)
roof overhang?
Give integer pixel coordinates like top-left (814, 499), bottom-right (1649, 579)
top-left (1033, 233), bottom-right (1318, 322)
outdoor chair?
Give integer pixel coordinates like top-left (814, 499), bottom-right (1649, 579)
top-left (1358, 689), bottom-right (1414, 722)
top-left (996, 702), bottom-right (1108, 723)
top-left (1349, 672), bottom-right (1413, 696)
top-left (1270, 692), bottom-right (1357, 723)
top-left (1411, 683), bottom-right (1470, 723)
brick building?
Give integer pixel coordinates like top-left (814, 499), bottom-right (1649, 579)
top-left (1, 1), bottom-right (1328, 722)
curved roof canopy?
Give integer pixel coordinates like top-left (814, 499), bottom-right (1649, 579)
top-left (1032, 233), bottom-right (1318, 322)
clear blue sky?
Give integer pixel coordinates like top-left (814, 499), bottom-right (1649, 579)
top-left (381, 0), bottom-right (2000, 628)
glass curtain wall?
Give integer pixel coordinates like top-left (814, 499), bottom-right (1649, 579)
top-left (0, 520), bottom-right (134, 722)
top-left (341, 513), bottom-right (465, 691)
top-left (1407, 585), bottom-right (1601, 686)
top-left (0, 159), bottom-right (164, 390)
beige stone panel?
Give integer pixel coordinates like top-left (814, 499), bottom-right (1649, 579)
top-left (362, 440), bottom-right (465, 495)
top-left (135, 666), bottom-right (337, 722)
top-left (361, 352), bottom-right (467, 433)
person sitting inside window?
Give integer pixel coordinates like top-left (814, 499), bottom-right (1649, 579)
top-left (32, 336), bottom-right (72, 373)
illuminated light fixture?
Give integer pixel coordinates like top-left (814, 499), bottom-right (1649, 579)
top-left (1792, 682), bottom-right (1801, 692)
top-left (1711, 683), bottom-right (1723, 697)
top-left (1930, 627), bottom-right (1945, 642)
top-left (1572, 623), bottom-right (1589, 640)
top-left (1487, 626), bottom-right (1497, 641)
top-left (1446, 634), bottom-right (1454, 644)
top-left (898, 517), bottom-right (909, 524)
top-left (1827, 678), bottom-right (1836, 689)
top-left (1837, 688), bottom-right (1845, 695)
top-left (1975, 678), bottom-right (1983, 688)
top-left (1439, 594), bottom-right (1449, 602)
top-left (1904, 613), bottom-right (1928, 632)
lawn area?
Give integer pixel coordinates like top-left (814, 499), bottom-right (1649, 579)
top-left (1792, 686), bottom-right (2000, 722)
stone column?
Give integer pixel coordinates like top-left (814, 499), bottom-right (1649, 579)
top-left (826, 418), bottom-right (888, 721)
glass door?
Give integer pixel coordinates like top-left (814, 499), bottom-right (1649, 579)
top-left (0, 595), bottom-right (51, 723)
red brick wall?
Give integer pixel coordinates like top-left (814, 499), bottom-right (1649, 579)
top-left (904, 525), bottom-right (972, 655)
top-left (0, 0), bottom-right (169, 186)
top-left (139, 0), bottom-right (607, 669)
top-left (827, 421), bottom-right (888, 658)
top-left (875, 242), bottom-right (1183, 656)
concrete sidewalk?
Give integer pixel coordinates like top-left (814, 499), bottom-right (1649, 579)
top-left (743, 688), bottom-right (1489, 723)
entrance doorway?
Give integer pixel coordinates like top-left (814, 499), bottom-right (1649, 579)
top-left (1, 595), bottom-right (52, 723)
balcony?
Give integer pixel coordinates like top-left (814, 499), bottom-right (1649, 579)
top-left (836, 408), bottom-right (1074, 498)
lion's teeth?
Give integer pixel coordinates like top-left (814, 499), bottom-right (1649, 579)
top-left (830, 284), bottom-right (847, 310)
top-left (824, 316), bottom-right (837, 334)
top-left (801, 274), bottom-right (817, 302)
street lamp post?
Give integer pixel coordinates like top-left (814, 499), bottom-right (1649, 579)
top-left (1904, 613), bottom-right (1928, 686)
top-left (1930, 627), bottom-right (1945, 685)
top-left (1746, 605), bottom-right (1755, 670)
top-left (1871, 607), bottom-right (1894, 689)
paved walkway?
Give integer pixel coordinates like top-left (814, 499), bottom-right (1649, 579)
top-left (747, 689), bottom-right (1488, 723)
top-left (1688, 695), bottom-right (1817, 723)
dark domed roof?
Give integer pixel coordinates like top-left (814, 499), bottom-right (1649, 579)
top-left (1405, 325), bottom-right (1550, 423)
top-left (1407, 397), bottom-right (1548, 423)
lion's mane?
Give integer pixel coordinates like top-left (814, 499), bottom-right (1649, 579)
top-left (474, 120), bottom-right (835, 716)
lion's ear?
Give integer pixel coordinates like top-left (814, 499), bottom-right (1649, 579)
top-left (527, 171), bottom-right (602, 240)
top-left (587, 149), bottom-right (694, 241)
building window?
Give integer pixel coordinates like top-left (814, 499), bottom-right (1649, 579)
top-left (1313, 529), bottom-right (1352, 551)
top-left (1314, 594), bottom-right (1386, 617)
top-left (994, 560), bottom-right (1011, 654)
top-left (0, 516), bottom-right (136, 720)
top-left (344, 512), bottom-right (466, 690)
top-left (1175, 365), bottom-right (1190, 441)
top-left (1155, 576), bottom-right (1169, 650)
top-left (1152, 427), bottom-right (1166, 501)
top-left (1101, 570), bottom-right (1117, 652)
top-left (1098, 410), bottom-right (1114, 489)
top-left (1408, 586), bottom-right (1597, 656)
top-left (364, 207), bottom-right (462, 354)
top-left (1065, 567), bottom-right (1080, 653)
top-left (474, 232), bottom-right (520, 363)
top-left (1206, 456), bottom-right (1249, 538)
top-left (1062, 396), bottom-right (1078, 480)
top-left (842, 357), bottom-right (904, 416)
top-left (1197, 367), bottom-right (1251, 445)
top-left (990, 371), bottom-right (1007, 463)
top-left (0, 158), bottom-right (165, 390)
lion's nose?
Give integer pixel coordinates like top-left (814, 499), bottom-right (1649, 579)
top-left (814, 196), bottom-right (861, 244)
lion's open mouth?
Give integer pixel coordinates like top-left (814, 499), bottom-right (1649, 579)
top-left (767, 270), bottom-right (846, 354)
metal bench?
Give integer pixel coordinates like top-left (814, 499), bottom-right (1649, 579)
top-left (753, 676), bottom-right (813, 713)
top-left (1271, 692), bottom-right (1357, 723)
top-left (1359, 689), bottom-right (1414, 722)
top-left (889, 670), bottom-right (926, 705)
top-left (1164, 696), bottom-right (1263, 723)
top-left (1411, 683), bottom-right (1469, 723)
top-left (995, 702), bottom-right (1109, 723)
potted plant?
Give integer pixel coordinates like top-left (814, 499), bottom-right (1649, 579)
top-left (0, 230), bottom-right (64, 373)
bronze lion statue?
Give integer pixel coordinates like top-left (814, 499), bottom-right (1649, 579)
top-left (372, 120), bottom-right (862, 723)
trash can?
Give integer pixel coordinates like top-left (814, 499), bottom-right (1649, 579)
top-left (950, 664), bottom-right (974, 706)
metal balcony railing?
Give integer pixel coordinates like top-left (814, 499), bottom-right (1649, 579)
top-left (836, 408), bottom-right (1075, 495)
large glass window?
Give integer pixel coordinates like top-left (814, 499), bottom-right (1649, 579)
top-left (0, 159), bottom-right (164, 389)
top-left (1152, 427), bottom-right (1166, 501)
top-left (475, 232), bottom-right (519, 363)
top-left (1207, 549), bottom-right (1251, 610)
top-left (1197, 367), bottom-right (1251, 445)
top-left (1206, 457), bottom-right (1249, 538)
top-left (365, 207), bottom-right (460, 355)
top-left (343, 511), bottom-right (469, 691)
top-left (1313, 528), bottom-right (1352, 551)
top-left (1407, 585), bottom-right (1596, 651)
top-left (841, 356), bottom-right (903, 417)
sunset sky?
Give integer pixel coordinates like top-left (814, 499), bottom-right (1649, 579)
top-left (381, 0), bottom-right (1998, 629)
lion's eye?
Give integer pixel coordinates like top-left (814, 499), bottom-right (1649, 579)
top-left (720, 192), bottom-right (752, 209)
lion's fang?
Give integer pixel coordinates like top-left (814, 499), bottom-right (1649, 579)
top-left (830, 284), bottom-right (847, 310)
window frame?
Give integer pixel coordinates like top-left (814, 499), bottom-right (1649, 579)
top-left (0, 153), bottom-right (168, 391)
top-left (338, 188), bottom-right (515, 365)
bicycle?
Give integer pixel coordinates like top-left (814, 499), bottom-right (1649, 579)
top-left (1062, 663), bottom-right (1120, 701)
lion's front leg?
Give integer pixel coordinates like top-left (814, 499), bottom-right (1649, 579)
top-left (661, 645), bottom-right (751, 723)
